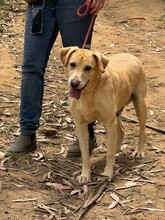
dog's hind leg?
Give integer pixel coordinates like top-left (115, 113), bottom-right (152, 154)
top-left (132, 95), bottom-right (147, 158)
top-left (116, 110), bottom-right (125, 152)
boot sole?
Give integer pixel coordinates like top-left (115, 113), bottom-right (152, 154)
top-left (5, 144), bottom-right (37, 157)
top-left (66, 142), bottom-right (98, 158)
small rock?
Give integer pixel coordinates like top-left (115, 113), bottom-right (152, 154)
top-left (0, 152), bottom-right (5, 159)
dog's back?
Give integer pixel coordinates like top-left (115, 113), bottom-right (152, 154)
top-left (103, 53), bottom-right (146, 109)
top-left (106, 53), bottom-right (145, 87)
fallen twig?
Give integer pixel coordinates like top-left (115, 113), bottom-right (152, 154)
top-left (113, 183), bottom-right (144, 191)
top-left (75, 181), bottom-right (108, 220)
top-left (13, 198), bottom-right (38, 203)
top-left (120, 17), bottom-right (147, 23)
top-left (84, 182), bottom-right (108, 208)
top-left (147, 142), bottom-right (165, 154)
top-left (121, 115), bottom-right (165, 134)
top-left (116, 177), bottom-right (155, 184)
top-left (125, 206), bottom-right (165, 214)
top-left (61, 202), bottom-right (79, 211)
top-left (36, 204), bottom-right (58, 220)
top-left (120, 163), bottom-right (150, 180)
top-left (146, 169), bottom-right (164, 174)
top-left (147, 161), bottom-right (159, 171)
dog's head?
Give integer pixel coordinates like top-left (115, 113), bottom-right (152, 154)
top-left (60, 46), bottom-right (109, 99)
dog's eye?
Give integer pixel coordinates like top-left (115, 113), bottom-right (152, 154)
top-left (84, 65), bottom-right (92, 71)
top-left (70, 62), bottom-right (76, 68)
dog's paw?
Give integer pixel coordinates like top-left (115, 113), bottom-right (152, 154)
top-left (132, 150), bottom-right (145, 159)
top-left (100, 169), bottom-right (114, 182)
top-left (77, 174), bottom-right (91, 184)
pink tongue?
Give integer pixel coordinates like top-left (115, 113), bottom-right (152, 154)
top-left (69, 88), bottom-right (81, 99)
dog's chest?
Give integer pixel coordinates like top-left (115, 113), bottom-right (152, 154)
top-left (69, 98), bottom-right (108, 123)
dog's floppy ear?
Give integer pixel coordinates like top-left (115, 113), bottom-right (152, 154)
top-left (60, 46), bottom-right (79, 66)
top-left (93, 52), bottom-right (109, 73)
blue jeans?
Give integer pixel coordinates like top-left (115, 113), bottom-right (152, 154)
top-left (20, 0), bottom-right (94, 134)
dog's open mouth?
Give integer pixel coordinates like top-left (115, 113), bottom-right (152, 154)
top-left (68, 81), bottom-right (89, 99)
top-left (68, 88), bottom-right (81, 99)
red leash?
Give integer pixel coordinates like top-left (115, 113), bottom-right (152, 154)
top-left (77, 0), bottom-right (95, 49)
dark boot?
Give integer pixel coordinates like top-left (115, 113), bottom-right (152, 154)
top-left (67, 135), bottom-right (97, 157)
top-left (67, 122), bottom-right (96, 157)
top-left (5, 133), bottom-right (37, 157)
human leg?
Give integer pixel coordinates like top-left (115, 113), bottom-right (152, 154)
top-left (20, 1), bottom-right (59, 134)
top-left (5, 0), bottom-right (59, 156)
top-left (56, 0), bottom-right (94, 48)
top-left (56, 0), bottom-right (97, 156)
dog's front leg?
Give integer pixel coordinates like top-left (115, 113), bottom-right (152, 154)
top-left (76, 122), bottom-right (91, 183)
top-left (102, 118), bottom-right (117, 181)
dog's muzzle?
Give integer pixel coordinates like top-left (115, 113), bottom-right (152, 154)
top-left (69, 79), bottom-right (89, 99)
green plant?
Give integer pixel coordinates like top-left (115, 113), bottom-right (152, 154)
top-left (0, 12), bottom-right (4, 20)
top-left (0, 0), bottom-right (6, 5)
top-left (159, 14), bottom-right (165, 21)
top-left (0, 11), bottom-right (5, 32)
top-left (1, 0), bottom-right (10, 4)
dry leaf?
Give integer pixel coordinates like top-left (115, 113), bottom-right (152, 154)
top-left (121, 144), bottom-right (128, 151)
top-left (46, 182), bottom-right (71, 190)
top-left (160, 109), bottom-right (165, 113)
top-left (95, 129), bottom-right (105, 134)
top-left (0, 166), bottom-right (7, 171)
top-left (0, 151), bottom-right (5, 159)
top-left (110, 193), bottom-right (120, 202)
top-left (107, 200), bottom-right (118, 209)
top-left (70, 189), bottom-right (82, 196)
top-left (125, 181), bottom-right (137, 187)
top-left (65, 116), bottom-right (72, 123)
top-left (82, 185), bottom-right (88, 195)
top-left (109, 193), bottom-right (126, 208)
top-left (0, 122), bottom-right (4, 128)
top-left (32, 152), bottom-right (44, 161)
top-left (149, 109), bottom-right (154, 116)
top-left (0, 157), bottom-right (9, 171)
top-left (55, 145), bottom-right (66, 155)
top-left (109, 43), bottom-right (115, 48)
top-left (63, 136), bottom-right (75, 141)
top-left (70, 185), bottom-right (89, 197)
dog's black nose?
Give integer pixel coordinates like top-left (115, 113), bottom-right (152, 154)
top-left (70, 79), bottom-right (80, 88)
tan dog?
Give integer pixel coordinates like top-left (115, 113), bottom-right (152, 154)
top-left (60, 47), bottom-right (147, 183)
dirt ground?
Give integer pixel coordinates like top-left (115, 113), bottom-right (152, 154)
top-left (0, 0), bottom-right (165, 219)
